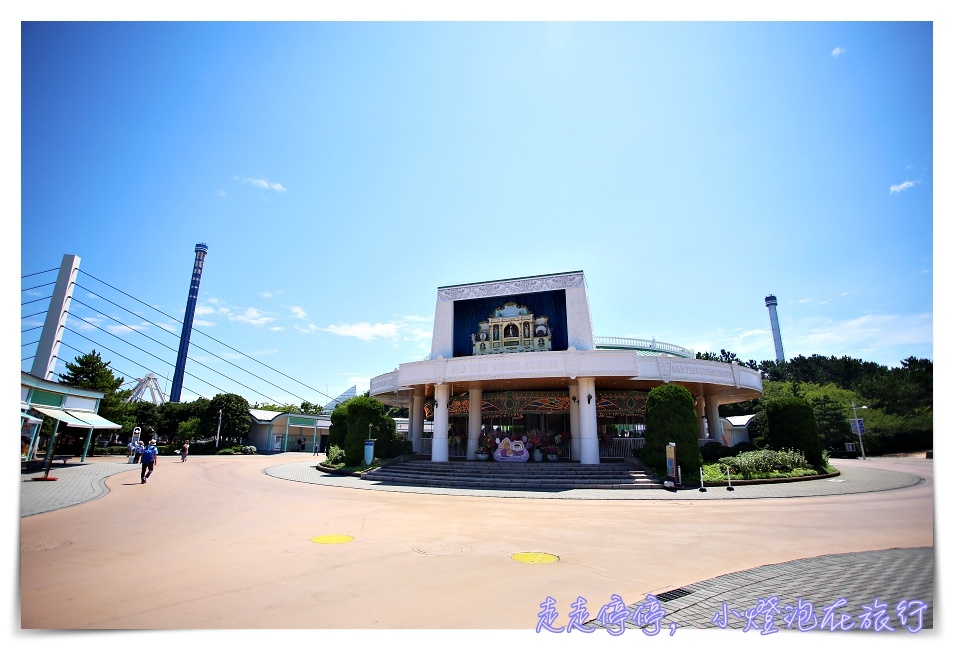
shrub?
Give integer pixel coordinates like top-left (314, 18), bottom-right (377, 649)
top-left (718, 448), bottom-right (812, 478)
top-left (731, 441), bottom-right (760, 453)
top-left (640, 384), bottom-right (703, 478)
top-left (760, 397), bottom-right (825, 466)
top-left (388, 440), bottom-right (412, 458)
top-left (241, 445), bottom-right (257, 455)
top-left (700, 441), bottom-right (733, 463)
top-left (325, 444), bottom-right (346, 465)
top-left (216, 448), bottom-right (235, 455)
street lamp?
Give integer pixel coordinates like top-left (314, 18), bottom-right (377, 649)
top-left (850, 401), bottom-right (868, 460)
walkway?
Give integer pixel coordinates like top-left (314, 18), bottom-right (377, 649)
top-left (19, 454), bottom-right (935, 633)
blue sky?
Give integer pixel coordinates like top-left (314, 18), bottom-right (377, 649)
top-left (17, 18), bottom-right (937, 406)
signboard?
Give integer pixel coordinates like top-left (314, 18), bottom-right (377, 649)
top-left (849, 419), bottom-right (866, 436)
top-left (665, 443), bottom-right (677, 480)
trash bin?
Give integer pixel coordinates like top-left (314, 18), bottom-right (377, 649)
top-left (364, 439), bottom-right (375, 465)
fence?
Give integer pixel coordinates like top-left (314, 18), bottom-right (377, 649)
top-left (419, 437), bottom-right (646, 459)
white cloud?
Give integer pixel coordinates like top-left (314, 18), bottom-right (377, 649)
top-left (105, 322), bottom-right (149, 336)
top-left (890, 180), bottom-right (916, 194)
top-left (797, 298), bottom-right (813, 304)
top-left (195, 305), bottom-right (216, 315)
top-left (260, 291), bottom-right (273, 299)
top-left (228, 307), bottom-right (277, 327)
top-left (324, 322), bottom-right (400, 341)
top-left (831, 46), bottom-right (847, 57)
top-left (290, 306), bottom-right (308, 319)
top-left (192, 319), bottom-right (215, 327)
top-left (294, 323), bottom-right (322, 334)
top-left (321, 315), bottom-right (434, 343)
top-left (216, 189), bottom-right (226, 198)
top-left (270, 326), bottom-right (284, 332)
top-left (233, 174), bottom-right (287, 193)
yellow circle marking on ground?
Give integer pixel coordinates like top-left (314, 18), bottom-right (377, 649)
top-left (310, 534), bottom-right (354, 544)
top-left (512, 552), bottom-right (559, 564)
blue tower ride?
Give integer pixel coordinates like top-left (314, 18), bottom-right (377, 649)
top-left (170, 243), bottom-right (209, 402)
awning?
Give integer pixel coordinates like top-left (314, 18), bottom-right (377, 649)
top-left (29, 406), bottom-right (121, 429)
top-left (20, 411), bottom-right (43, 425)
top-left (65, 410), bottom-right (122, 430)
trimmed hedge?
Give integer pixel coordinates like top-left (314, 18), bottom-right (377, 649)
top-left (640, 384), bottom-right (703, 478)
top-left (759, 397), bottom-right (825, 466)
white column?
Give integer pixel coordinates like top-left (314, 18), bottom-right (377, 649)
top-left (695, 395), bottom-right (707, 439)
top-left (432, 384), bottom-right (450, 462)
top-left (578, 377), bottom-right (599, 464)
top-left (411, 390), bottom-right (424, 453)
top-left (706, 395), bottom-right (721, 443)
top-left (467, 387), bottom-right (482, 460)
top-left (568, 383), bottom-right (581, 461)
top-left (407, 395), bottom-right (417, 451)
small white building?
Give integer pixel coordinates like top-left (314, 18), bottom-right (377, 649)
top-left (246, 410), bottom-right (330, 453)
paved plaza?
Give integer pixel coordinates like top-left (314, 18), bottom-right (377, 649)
top-left (17, 453), bottom-right (937, 641)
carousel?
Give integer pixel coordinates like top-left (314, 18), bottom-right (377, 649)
top-left (370, 271), bottom-right (763, 464)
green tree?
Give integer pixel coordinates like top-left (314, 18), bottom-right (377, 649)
top-left (337, 396), bottom-right (394, 465)
top-left (157, 399), bottom-right (208, 440)
top-left (809, 394), bottom-right (852, 452)
top-left (177, 417), bottom-right (203, 442)
top-left (640, 383), bottom-right (702, 479)
top-left (201, 393), bottom-right (251, 446)
top-left (328, 399), bottom-right (351, 449)
top-left (57, 350), bottom-right (130, 427)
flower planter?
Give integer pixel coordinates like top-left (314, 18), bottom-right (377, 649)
top-left (532, 449), bottom-right (543, 462)
top-left (546, 454), bottom-right (559, 462)
top-left (476, 453), bottom-right (490, 461)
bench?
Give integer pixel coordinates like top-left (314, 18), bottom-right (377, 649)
top-left (54, 455), bottom-right (73, 465)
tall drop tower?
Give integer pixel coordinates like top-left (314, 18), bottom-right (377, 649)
top-left (170, 243), bottom-right (209, 402)
top-left (764, 294), bottom-right (785, 363)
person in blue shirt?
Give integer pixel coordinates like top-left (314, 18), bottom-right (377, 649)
top-left (140, 440), bottom-right (159, 484)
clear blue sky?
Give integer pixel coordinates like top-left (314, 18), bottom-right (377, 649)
top-left (17, 18), bottom-right (937, 406)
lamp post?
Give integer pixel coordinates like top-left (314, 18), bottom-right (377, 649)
top-left (850, 401), bottom-right (867, 460)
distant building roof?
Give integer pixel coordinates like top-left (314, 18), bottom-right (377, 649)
top-left (726, 414), bottom-right (757, 427)
top-left (324, 385), bottom-right (357, 411)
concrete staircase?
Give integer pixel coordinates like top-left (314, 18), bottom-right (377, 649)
top-left (360, 458), bottom-right (664, 490)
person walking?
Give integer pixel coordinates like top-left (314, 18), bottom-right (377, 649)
top-left (134, 440), bottom-right (144, 464)
top-left (181, 440), bottom-right (190, 462)
top-left (140, 440), bottom-right (159, 484)
top-left (127, 439), bottom-right (136, 464)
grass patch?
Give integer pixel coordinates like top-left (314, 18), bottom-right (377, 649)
top-left (700, 462), bottom-right (834, 482)
top-left (319, 458), bottom-right (386, 474)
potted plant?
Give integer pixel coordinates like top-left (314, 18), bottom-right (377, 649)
top-left (544, 444), bottom-right (560, 461)
top-left (449, 433), bottom-right (463, 452)
top-left (526, 429), bottom-right (546, 461)
top-left (476, 433), bottom-right (493, 460)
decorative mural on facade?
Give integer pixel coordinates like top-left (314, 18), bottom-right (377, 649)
top-left (470, 302), bottom-right (552, 355)
top-left (424, 390), bottom-right (647, 418)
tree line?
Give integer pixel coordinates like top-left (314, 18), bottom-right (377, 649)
top-left (41, 350), bottom-right (257, 451)
top-left (696, 350), bottom-right (933, 455)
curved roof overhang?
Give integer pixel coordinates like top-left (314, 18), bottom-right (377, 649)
top-left (370, 350), bottom-right (762, 407)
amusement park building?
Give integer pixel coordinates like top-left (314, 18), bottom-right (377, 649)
top-left (370, 271), bottom-right (764, 464)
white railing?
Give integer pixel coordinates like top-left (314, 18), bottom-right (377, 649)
top-left (600, 437), bottom-right (645, 458)
top-left (418, 437), bottom-right (645, 459)
top-left (594, 337), bottom-right (694, 358)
